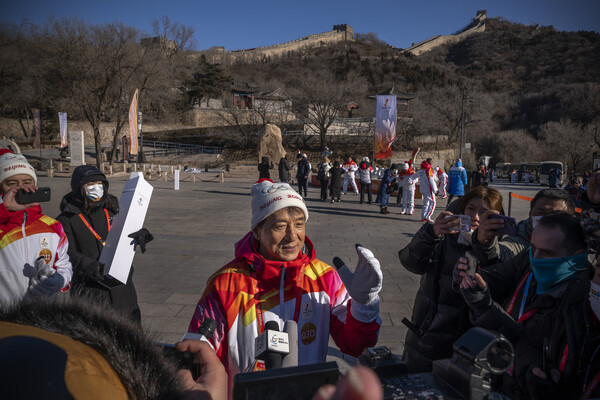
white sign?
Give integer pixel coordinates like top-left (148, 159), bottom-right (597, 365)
top-left (465, 143), bottom-right (471, 149)
top-left (69, 131), bottom-right (85, 166)
top-left (174, 169), bottom-right (180, 191)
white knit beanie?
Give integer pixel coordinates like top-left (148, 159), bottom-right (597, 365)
top-left (0, 151), bottom-right (37, 185)
top-left (251, 179), bottom-right (308, 230)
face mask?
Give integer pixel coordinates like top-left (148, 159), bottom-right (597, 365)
top-left (531, 215), bottom-right (543, 230)
top-left (590, 281), bottom-right (600, 320)
top-left (529, 247), bottom-right (588, 294)
top-left (457, 229), bottom-right (473, 246)
top-left (85, 184), bottom-right (104, 201)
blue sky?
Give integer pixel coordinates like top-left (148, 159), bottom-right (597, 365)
top-left (3, 0), bottom-right (599, 51)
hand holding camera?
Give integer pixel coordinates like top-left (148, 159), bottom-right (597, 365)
top-left (433, 212), bottom-right (470, 237)
top-left (476, 210), bottom-right (518, 244)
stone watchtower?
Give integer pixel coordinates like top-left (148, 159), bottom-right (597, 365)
top-left (333, 24), bottom-right (354, 41)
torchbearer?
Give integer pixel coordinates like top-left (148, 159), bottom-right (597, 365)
top-left (186, 179), bottom-right (382, 392)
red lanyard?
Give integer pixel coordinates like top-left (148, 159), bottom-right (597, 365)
top-left (517, 308), bottom-right (538, 323)
top-left (78, 209), bottom-right (110, 242)
top-left (559, 344), bottom-right (569, 372)
top-left (507, 272), bottom-right (532, 315)
top-left (581, 371), bottom-right (600, 399)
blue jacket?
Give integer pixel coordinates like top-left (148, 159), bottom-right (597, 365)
top-left (448, 160), bottom-right (468, 196)
top-left (296, 158), bottom-right (310, 178)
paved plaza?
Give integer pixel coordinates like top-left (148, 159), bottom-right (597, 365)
top-left (39, 174), bottom-right (540, 363)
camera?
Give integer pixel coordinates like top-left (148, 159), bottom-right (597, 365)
top-left (231, 327), bottom-right (513, 400)
top-left (361, 327), bottom-right (514, 400)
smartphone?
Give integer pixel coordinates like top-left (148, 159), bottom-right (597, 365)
top-left (16, 187), bottom-right (51, 204)
top-left (464, 251), bottom-right (478, 277)
top-left (446, 214), bottom-right (471, 232)
top-left (489, 215), bottom-right (518, 236)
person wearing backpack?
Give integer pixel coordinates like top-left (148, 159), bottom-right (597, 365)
top-left (317, 158), bottom-right (332, 201)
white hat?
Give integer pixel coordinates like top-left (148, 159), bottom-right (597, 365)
top-left (402, 163), bottom-right (409, 170)
top-left (251, 179), bottom-right (309, 230)
top-left (0, 150), bottom-right (37, 185)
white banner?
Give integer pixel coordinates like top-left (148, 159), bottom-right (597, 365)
top-left (58, 112), bottom-right (68, 148)
top-left (374, 95), bottom-right (397, 159)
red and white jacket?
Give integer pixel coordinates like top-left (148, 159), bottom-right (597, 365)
top-left (0, 198), bottom-right (72, 303)
top-left (342, 161), bottom-right (359, 177)
top-left (188, 232), bottom-right (380, 383)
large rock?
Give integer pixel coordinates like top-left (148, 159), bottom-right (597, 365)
top-left (258, 124), bottom-right (286, 163)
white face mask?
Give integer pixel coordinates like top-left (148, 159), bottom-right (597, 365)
top-left (590, 281), bottom-right (600, 321)
top-left (85, 184), bottom-right (104, 201)
top-left (531, 215), bottom-right (543, 230)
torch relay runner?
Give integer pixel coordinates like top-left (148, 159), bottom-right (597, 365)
top-left (185, 179), bottom-right (382, 392)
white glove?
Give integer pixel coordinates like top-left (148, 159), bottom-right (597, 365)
top-left (333, 245), bottom-right (382, 305)
top-left (28, 257), bottom-right (66, 297)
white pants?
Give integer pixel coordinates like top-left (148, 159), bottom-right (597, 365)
top-left (401, 186), bottom-right (416, 214)
top-left (343, 174), bottom-right (358, 194)
top-left (421, 188), bottom-right (436, 220)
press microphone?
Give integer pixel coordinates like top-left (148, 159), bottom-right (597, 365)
top-left (255, 320), bottom-right (289, 369)
top-left (282, 320), bottom-right (298, 368)
top-left (181, 318), bottom-right (217, 349)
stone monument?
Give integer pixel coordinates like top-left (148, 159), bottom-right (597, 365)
top-left (69, 131), bottom-right (85, 166)
top-left (258, 124), bottom-right (286, 164)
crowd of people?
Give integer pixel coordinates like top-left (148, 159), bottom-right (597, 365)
top-left (4, 143), bottom-right (600, 399)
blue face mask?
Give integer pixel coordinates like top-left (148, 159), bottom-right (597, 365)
top-left (529, 247), bottom-right (588, 294)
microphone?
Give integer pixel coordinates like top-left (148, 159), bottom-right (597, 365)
top-left (282, 320), bottom-right (298, 368)
top-left (255, 320), bottom-right (289, 369)
top-left (181, 318), bottom-right (217, 349)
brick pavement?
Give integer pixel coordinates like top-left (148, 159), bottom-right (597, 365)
top-left (38, 174), bottom-right (541, 363)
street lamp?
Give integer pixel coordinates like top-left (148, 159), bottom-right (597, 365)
top-left (459, 90), bottom-right (474, 160)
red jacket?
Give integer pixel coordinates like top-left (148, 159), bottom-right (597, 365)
top-left (188, 232), bottom-right (380, 382)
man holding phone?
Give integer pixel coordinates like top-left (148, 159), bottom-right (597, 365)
top-left (470, 189), bottom-right (575, 267)
top-left (0, 149), bottom-right (72, 303)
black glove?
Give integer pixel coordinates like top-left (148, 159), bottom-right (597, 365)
top-left (460, 283), bottom-right (493, 318)
top-left (128, 228), bottom-right (154, 253)
top-left (84, 260), bottom-right (104, 280)
top-left (525, 365), bottom-right (560, 400)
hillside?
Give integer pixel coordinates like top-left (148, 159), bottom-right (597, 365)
top-left (215, 16), bottom-right (600, 171)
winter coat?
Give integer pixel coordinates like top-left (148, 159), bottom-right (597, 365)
top-left (278, 158), bottom-right (291, 182)
top-left (296, 158), bottom-right (310, 179)
top-left (377, 168), bottom-right (395, 206)
top-left (56, 172), bottom-right (140, 322)
top-left (471, 218), bottom-right (531, 267)
top-left (342, 161), bottom-right (358, 177)
top-left (398, 222), bottom-right (476, 373)
top-left (187, 232), bottom-right (380, 389)
top-left (448, 160), bottom-right (468, 196)
top-left (358, 162), bottom-right (373, 183)
top-left (472, 251), bottom-right (592, 400)
top-left (257, 157), bottom-right (274, 180)
top-left (0, 200), bottom-right (72, 303)
top-left (329, 166), bottom-right (343, 198)
top-left (549, 169), bottom-right (561, 187)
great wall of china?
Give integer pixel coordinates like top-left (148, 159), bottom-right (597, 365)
top-left (201, 24), bottom-right (354, 63)
top-left (403, 10), bottom-right (487, 56)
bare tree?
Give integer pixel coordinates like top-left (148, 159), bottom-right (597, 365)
top-left (288, 70), bottom-right (365, 148)
top-left (539, 119), bottom-right (594, 173)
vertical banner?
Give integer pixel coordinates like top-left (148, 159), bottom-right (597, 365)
top-left (58, 112), bottom-right (68, 148)
top-left (128, 89), bottom-right (139, 155)
top-left (32, 108), bottom-right (41, 149)
top-left (374, 95), bottom-right (397, 159)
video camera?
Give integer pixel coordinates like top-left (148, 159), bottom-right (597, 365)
top-left (232, 327), bottom-right (514, 400)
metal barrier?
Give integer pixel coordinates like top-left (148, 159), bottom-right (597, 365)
top-left (141, 140), bottom-right (222, 157)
